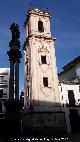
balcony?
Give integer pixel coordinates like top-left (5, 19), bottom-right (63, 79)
top-left (0, 93), bottom-right (8, 100)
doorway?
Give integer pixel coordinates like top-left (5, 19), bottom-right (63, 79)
top-left (68, 90), bottom-right (75, 107)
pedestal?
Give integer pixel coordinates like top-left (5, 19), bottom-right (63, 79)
top-left (4, 100), bottom-right (23, 140)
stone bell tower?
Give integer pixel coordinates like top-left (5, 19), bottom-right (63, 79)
top-left (23, 9), bottom-right (67, 135)
top-left (24, 8), bottom-right (60, 109)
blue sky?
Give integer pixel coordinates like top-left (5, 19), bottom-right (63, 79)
top-left (0, 0), bottom-right (80, 93)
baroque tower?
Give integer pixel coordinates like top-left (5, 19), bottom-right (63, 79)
top-left (24, 9), bottom-right (60, 109)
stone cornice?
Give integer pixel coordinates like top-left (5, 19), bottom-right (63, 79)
top-left (23, 35), bottom-right (56, 50)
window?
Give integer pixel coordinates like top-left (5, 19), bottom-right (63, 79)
top-left (54, 115), bottom-right (56, 121)
top-left (28, 87), bottom-right (29, 97)
top-left (0, 76), bottom-right (4, 83)
top-left (41, 55), bottom-right (46, 64)
top-left (68, 90), bottom-right (75, 106)
top-left (0, 89), bottom-right (3, 98)
top-left (38, 21), bottom-right (44, 32)
top-left (27, 86), bottom-right (29, 97)
top-left (27, 64), bottom-right (28, 75)
top-left (0, 102), bottom-right (2, 112)
top-left (79, 85), bottom-right (80, 92)
top-left (3, 93), bottom-right (7, 97)
top-left (43, 77), bottom-right (48, 87)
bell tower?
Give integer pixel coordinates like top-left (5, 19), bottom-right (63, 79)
top-left (24, 9), bottom-right (60, 109)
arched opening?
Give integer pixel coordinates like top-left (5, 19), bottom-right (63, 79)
top-left (38, 20), bottom-right (44, 32)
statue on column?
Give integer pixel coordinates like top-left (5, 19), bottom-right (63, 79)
top-left (10, 23), bottom-right (20, 40)
top-left (7, 23), bottom-right (22, 99)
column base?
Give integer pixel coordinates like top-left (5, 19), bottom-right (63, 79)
top-left (4, 100), bottom-right (23, 139)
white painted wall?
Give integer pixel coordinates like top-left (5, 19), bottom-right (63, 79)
top-left (59, 82), bottom-right (80, 133)
top-left (59, 82), bottom-right (80, 106)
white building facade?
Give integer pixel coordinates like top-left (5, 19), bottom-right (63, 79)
top-left (0, 68), bottom-right (10, 113)
top-left (59, 82), bottom-right (80, 133)
top-left (58, 56), bottom-right (80, 133)
top-left (59, 82), bottom-right (80, 107)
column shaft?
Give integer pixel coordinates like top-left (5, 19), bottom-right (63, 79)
top-left (15, 61), bottom-right (19, 100)
top-left (9, 61), bottom-right (14, 100)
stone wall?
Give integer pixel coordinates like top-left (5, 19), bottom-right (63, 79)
top-left (23, 111), bottom-right (67, 136)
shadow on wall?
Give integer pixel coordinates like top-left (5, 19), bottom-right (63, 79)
top-left (23, 100), bottom-right (67, 137)
top-left (0, 99), bottom-right (80, 140)
top-left (23, 100), bottom-right (80, 137)
top-left (69, 108), bottom-right (80, 133)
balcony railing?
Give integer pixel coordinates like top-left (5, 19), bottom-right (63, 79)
top-left (0, 80), bottom-right (7, 84)
top-left (0, 80), bottom-right (8, 87)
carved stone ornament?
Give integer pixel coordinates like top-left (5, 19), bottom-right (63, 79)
top-left (39, 64), bottom-right (50, 73)
top-left (40, 86), bottom-right (52, 97)
top-left (38, 47), bottom-right (49, 54)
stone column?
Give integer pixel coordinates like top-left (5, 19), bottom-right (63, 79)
top-left (9, 61), bottom-right (14, 100)
top-left (15, 61), bottom-right (19, 100)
